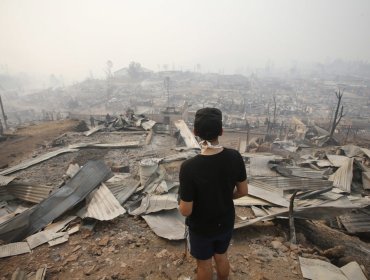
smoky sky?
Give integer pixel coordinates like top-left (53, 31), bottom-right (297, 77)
top-left (1, 0), bottom-right (370, 82)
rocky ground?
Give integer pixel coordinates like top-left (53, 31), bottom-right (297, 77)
top-left (0, 120), bottom-right (368, 279)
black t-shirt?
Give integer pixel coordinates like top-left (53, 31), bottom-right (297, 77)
top-left (179, 148), bottom-right (247, 236)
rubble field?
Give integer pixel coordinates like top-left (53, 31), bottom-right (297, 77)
top-left (0, 119), bottom-right (369, 280)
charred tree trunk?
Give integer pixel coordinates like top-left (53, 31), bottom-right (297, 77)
top-left (296, 220), bottom-right (370, 278)
top-left (289, 190), bottom-right (299, 244)
top-left (329, 90), bottom-right (345, 140)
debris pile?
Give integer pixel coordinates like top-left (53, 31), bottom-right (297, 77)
top-left (0, 117), bottom-right (369, 279)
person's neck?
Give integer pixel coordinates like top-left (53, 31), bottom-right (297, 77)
top-left (200, 139), bottom-right (223, 155)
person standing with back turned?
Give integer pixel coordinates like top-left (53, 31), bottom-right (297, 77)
top-left (179, 108), bottom-right (248, 280)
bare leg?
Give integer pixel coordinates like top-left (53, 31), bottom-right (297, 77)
top-left (213, 252), bottom-right (230, 280)
top-left (196, 258), bottom-right (213, 280)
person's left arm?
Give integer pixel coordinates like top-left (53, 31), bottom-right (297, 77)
top-left (233, 180), bottom-right (248, 199)
top-left (233, 151), bottom-right (248, 199)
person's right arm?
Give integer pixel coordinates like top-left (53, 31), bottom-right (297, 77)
top-left (179, 162), bottom-right (194, 216)
top-left (233, 180), bottom-right (248, 199)
top-left (179, 200), bottom-right (193, 216)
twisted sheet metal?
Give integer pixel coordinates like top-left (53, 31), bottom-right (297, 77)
top-left (6, 183), bottom-right (53, 203)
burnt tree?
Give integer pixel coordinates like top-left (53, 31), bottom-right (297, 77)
top-left (329, 90), bottom-right (345, 140)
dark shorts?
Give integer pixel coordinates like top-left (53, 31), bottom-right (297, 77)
top-left (187, 229), bottom-right (233, 260)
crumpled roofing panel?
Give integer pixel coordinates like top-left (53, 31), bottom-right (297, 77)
top-left (78, 183), bottom-right (126, 221)
top-left (329, 158), bottom-right (354, 193)
top-left (142, 209), bottom-right (185, 240)
top-left (0, 160), bottom-right (111, 243)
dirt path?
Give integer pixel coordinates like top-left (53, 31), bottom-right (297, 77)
top-left (0, 120), bottom-right (79, 168)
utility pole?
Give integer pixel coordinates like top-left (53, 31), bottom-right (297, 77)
top-left (164, 77), bottom-right (170, 107)
top-left (0, 95), bottom-right (8, 130)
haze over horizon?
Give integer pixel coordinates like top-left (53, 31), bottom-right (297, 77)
top-left (1, 0), bottom-right (370, 83)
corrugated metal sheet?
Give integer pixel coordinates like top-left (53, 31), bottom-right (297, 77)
top-left (326, 155), bottom-right (350, 167)
top-left (233, 195), bottom-right (273, 206)
top-left (6, 184), bottom-right (53, 203)
top-left (0, 147), bottom-right (79, 176)
top-left (0, 242), bottom-right (31, 258)
top-left (174, 120), bottom-right (200, 149)
top-left (362, 172), bottom-right (370, 190)
top-left (0, 175), bottom-right (16, 186)
top-left (70, 141), bottom-right (141, 149)
top-left (79, 183), bottom-right (126, 221)
top-left (248, 156), bottom-right (277, 177)
top-left (0, 187), bottom-right (13, 199)
top-left (142, 209), bottom-right (185, 240)
top-left (341, 145), bottom-right (362, 157)
top-left (361, 148), bottom-right (370, 159)
top-left (83, 124), bottom-right (105, 136)
top-left (316, 160), bottom-right (333, 168)
top-left (26, 230), bottom-right (66, 249)
top-left (129, 193), bottom-right (178, 216)
top-left (329, 157), bottom-right (353, 193)
top-left (250, 177), bottom-right (333, 196)
top-left (0, 160), bottom-right (112, 243)
top-left (45, 215), bottom-right (77, 232)
top-left (283, 166), bottom-right (325, 179)
top-left (339, 211), bottom-right (370, 233)
top-left (141, 120), bottom-right (156, 131)
top-left (105, 176), bottom-right (140, 204)
top-left (161, 151), bottom-right (198, 163)
top-left (248, 183), bottom-right (289, 207)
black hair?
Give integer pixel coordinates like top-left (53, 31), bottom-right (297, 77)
top-left (194, 107), bottom-right (222, 140)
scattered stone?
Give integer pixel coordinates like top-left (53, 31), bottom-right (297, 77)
top-left (239, 267), bottom-right (249, 274)
top-left (156, 249), bottom-right (169, 258)
top-left (63, 253), bottom-right (80, 265)
top-left (271, 240), bottom-right (283, 250)
top-left (177, 276), bottom-right (191, 280)
top-left (290, 252), bottom-right (298, 260)
top-left (279, 245), bottom-right (289, 253)
top-left (49, 253), bottom-right (61, 262)
top-left (84, 265), bottom-right (96, 276)
top-left (105, 258), bottom-right (114, 266)
top-left (173, 258), bottom-right (184, 266)
top-left (107, 246), bottom-right (116, 253)
top-left (289, 243), bottom-right (299, 251)
top-left (89, 245), bottom-right (102, 256)
top-left (98, 235), bottom-right (110, 246)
